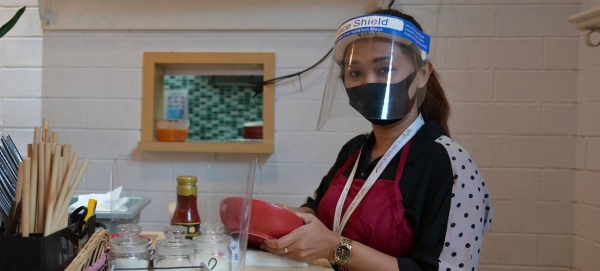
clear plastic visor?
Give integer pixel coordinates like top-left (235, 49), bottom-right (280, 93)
top-left (317, 37), bottom-right (429, 130)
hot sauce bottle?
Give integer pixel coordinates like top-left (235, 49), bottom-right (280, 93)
top-left (171, 175), bottom-right (201, 239)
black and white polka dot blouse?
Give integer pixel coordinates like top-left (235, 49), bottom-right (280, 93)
top-left (303, 121), bottom-right (494, 271)
top-left (435, 135), bottom-right (493, 271)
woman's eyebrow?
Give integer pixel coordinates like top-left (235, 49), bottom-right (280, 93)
top-left (372, 56), bottom-right (392, 63)
top-left (346, 60), bottom-right (361, 65)
top-left (344, 56), bottom-right (394, 65)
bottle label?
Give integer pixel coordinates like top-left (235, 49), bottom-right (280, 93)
top-left (172, 222), bottom-right (201, 239)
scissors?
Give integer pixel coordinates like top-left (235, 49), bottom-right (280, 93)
top-left (68, 206), bottom-right (107, 239)
top-left (68, 206), bottom-right (88, 235)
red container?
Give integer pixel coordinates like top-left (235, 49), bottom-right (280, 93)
top-left (219, 197), bottom-right (304, 247)
top-left (243, 122), bottom-right (263, 139)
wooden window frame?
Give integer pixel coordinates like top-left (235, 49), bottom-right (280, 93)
top-left (137, 52), bottom-right (275, 153)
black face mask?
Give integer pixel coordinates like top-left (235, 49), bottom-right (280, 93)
top-left (345, 71), bottom-right (417, 126)
top-left (367, 118), bottom-right (402, 126)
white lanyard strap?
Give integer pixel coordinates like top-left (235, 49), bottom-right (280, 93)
top-left (333, 114), bottom-right (425, 234)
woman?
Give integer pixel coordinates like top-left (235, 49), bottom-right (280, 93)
top-left (262, 8), bottom-right (493, 271)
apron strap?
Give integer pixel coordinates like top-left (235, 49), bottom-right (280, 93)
top-left (393, 140), bottom-right (412, 184)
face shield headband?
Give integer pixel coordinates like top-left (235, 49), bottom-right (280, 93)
top-left (333, 14), bottom-right (431, 64)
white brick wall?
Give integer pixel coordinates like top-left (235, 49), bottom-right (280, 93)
top-left (2, 0), bottom-right (596, 270)
top-left (0, 2), bottom-right (41, 158)
top-left (574, 2), bottom-right (600, 269)
top-left (376, 3), bottom-right (580, 270)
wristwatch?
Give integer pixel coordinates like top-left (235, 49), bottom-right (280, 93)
top-left (333, 237), bottom-right (353, 266)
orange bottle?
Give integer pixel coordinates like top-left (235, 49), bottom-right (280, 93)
top-left (171, 176), bottom-right (201, 239)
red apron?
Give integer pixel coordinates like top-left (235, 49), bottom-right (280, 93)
top-left (317, 141), bottom-right (414, 261)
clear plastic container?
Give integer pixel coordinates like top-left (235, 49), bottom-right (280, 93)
top-left (156, 119), bottom-right (190, 142)
top-left (109, 224), bottom-right (150, 269)
top-left (192, 222), bottom-right (232, 271)
top-left (154, 225), bottom-right (195, 270)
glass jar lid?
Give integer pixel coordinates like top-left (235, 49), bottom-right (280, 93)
top-left (193, 222), bottom-right (231, 250)
top-left (156, 225), bottom-right (195, 256)
top-left (110, 224), bottom-right (148, 254)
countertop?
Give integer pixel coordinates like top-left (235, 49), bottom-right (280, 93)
top-left (245, 263), bottom-right (333, 271)
top-left (245, 259), bottom-right (333, 271)
top-left (142, 231), bottom-right (334, 271)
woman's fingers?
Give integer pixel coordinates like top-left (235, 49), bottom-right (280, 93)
top-left (260, 212), bottom-right (333, 261)
top-left (261, 239), bottom-right (298, 256)
top-left (295, 211), bottom-right (316, 223)
top-left (264, 227), bottom-right (302, 249)
top-left (264, 214), bottom-right (317, 249)
top-left (262, 241), bottom-right (308, 262)
top-left (260, 244), bottom-right (289, 255)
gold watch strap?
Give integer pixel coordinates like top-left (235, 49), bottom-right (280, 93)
top-left (341, 237), bottom-right (352, 247)
top-left (334, 237), bottom-right (353, 266)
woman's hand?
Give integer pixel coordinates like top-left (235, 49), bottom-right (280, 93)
top-left (261, 212), bottom-right (342, 263)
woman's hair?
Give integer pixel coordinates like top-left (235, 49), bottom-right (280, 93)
top-left (368, 8), bottom-right (452, 136)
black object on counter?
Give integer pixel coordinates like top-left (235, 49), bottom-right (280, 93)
top-left (0, 225), bottom-right (79, 271)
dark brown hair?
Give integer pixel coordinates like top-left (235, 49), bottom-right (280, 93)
top-left (369, 8), bottom-right (451, 136)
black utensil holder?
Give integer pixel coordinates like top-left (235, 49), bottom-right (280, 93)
top-left (0, 225), bottom-right (79, 271)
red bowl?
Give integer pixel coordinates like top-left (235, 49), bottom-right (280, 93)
top-left (219, 197), bottom-right (304, 247)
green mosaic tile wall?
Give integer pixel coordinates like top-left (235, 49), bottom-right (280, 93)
top-left (164, 75), bottom-right (263, 141)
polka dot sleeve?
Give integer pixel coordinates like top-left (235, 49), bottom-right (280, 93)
top-left (435, 136), bottom-right (494, 271)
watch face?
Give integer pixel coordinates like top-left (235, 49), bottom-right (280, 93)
top-left (336, 246), bottom-right (351, 260)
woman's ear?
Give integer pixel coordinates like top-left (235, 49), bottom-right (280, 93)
top-left (416, 62), bottom-right (433, 88)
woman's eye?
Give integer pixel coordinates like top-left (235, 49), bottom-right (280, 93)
top-left (348, 70), bottom-right (362, 77)
top-left (378, 67), bottom-right (393, 74)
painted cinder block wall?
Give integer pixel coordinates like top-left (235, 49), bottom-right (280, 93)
top-left (574, 0), bottom-right (600, 270)
top-left (1, 0), bottom-right (596, 270)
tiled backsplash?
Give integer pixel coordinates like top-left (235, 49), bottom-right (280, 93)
top-left (163, 75), bottom-right (263, 141)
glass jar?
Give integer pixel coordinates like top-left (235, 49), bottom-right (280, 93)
top-left (109, 224), bottom-right (150, 269)
top-left (192, 222), bottom-right (232, 271)
top-left (171, 175), bottom-right (201, 239)
top-left (154, 225), bottom-right (195, 270)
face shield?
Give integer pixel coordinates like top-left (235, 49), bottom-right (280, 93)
top-left (317, 14), bottom-right (431, 130)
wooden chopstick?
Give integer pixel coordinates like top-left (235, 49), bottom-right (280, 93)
top-left (52, 153), bottom-right (79, 230)
top-left (34, 127), bottom-right (41, 145)
top-left (44, 145), bottom-right (60, 236)
top-left (29, 142), bottom-right (38, 233)
top-left (51, 132), bottom-right (58, 144)
top-left (16, 119), bottom-right (92, 236)
top-left (52, 159), bottom-right (89, 233)
top-left (21, 158), bottom-right (31, 237)
top-left (44, 143), bottom-right (51, 204)
top-left (42, 119), bottom-right (49, 143)
top-left (36, 143), bottom-right (46, 233)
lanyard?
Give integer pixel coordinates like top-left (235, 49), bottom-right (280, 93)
top-left (333, 114), bottom-right (425, 234)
